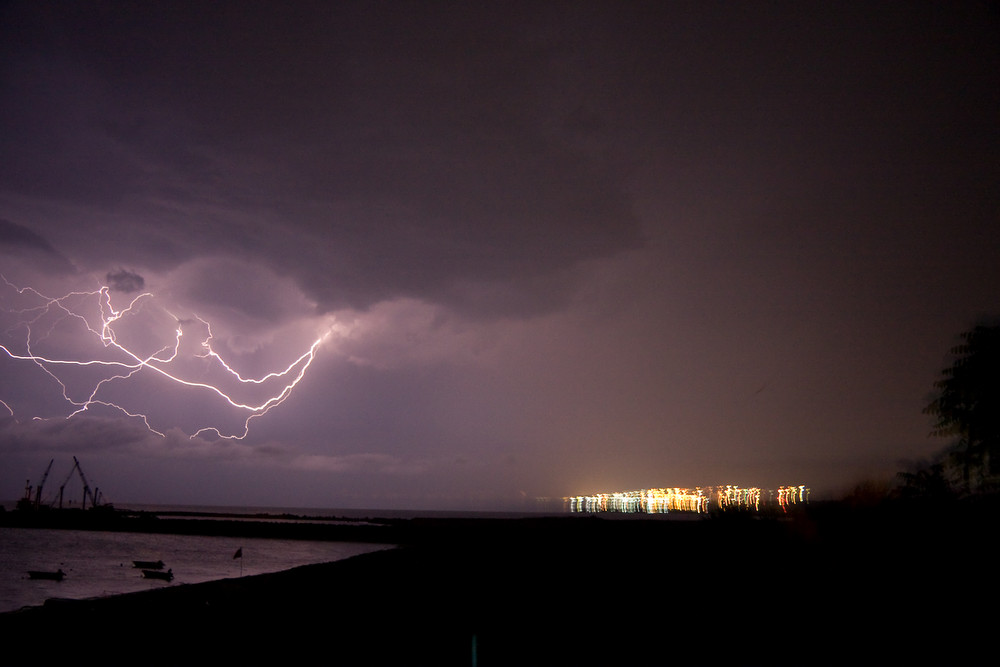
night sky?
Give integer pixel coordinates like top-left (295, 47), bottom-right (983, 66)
top-left (1, 1), bottom-right (997, 510)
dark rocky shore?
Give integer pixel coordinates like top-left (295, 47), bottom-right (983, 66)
top-left (1, 502), bottom-right (995, 666)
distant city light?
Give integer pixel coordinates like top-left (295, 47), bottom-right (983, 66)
top-left (565, 485), bottom-right (809, 514)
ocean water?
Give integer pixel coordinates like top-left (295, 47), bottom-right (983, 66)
top-left (0, 526), bottom-right (389, 614)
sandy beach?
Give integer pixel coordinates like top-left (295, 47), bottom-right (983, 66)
top-left (1, 505), bottom-right (994, 666)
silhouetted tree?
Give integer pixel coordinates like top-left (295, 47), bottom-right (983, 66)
top-left (896, 462), bottom-right (955, 503)
top-left (923, 322), bottom-right (1000, 494)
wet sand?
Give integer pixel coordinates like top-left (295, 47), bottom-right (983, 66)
top-left (0, 505), bottom-right (994, 666)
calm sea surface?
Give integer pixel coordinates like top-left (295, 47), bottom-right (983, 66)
top-left (0, 502), bottom-right (566, 615)
top-left (0, 497), bottom-right (589, 615)
top-left (0, 525), bottom-right (390, 614)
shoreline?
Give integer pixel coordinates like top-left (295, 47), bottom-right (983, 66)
top-left (2, 503), bottom-right (995, 665)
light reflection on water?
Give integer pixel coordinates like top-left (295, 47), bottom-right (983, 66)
top-left (0, 527), bottom-right (389, 613)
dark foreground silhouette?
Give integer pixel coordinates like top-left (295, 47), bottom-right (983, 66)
top-left (1, 501), bottom-right (995, 666)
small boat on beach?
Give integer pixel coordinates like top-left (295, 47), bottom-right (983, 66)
top-left (132, 560), bottom-right (165, 569)
top-left (142, 568), bottom-right (173, 581)
top-left (27, 569), bottom-right (65, 581)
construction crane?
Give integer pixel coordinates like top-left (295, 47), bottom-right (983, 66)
top-left (33, 459), bottom-right (54, 509)
top-left (72, 456), bottom-right (97, 509)
top-left (16, 459), bottom-right (55, 511)
top-left (57, 460), bottom-right (75, 509)
top-left (24, 458), bottom-right (106, 510)
top-left (56, 459), bottom-right (86, 509)
top-left (17, 479), bottom-right (33, 511)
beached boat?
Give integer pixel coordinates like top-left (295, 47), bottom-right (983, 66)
top-left (132, 560), bottom-right (165, 569)
top-left (142, 568), bottom-right (173, 581)
top-left (27, 569), bottom-right (65, 581)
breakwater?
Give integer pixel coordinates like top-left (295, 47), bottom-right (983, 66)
top-left (0, 506), bottom-right (400, 544)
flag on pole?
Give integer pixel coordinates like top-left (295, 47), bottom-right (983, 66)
top-left (233, 547), bottom-right (242, 559)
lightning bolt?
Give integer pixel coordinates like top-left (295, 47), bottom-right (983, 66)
top-left (1, 275), bottom-right (327, 440)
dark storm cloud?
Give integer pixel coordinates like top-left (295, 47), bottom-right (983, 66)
top-left (0, 414), bottom-right (157, 454)
top-left (0, 218), bottom-right (56, 253)
top-left (0, 1), bottom-right (645, 317)
top-left (0, 218), bottom-right (75, 273)
top-left (106, 269), bottom-right (145, 293)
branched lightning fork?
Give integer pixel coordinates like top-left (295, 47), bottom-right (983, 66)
top-left (1, 276), bottom-right (326, 439)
